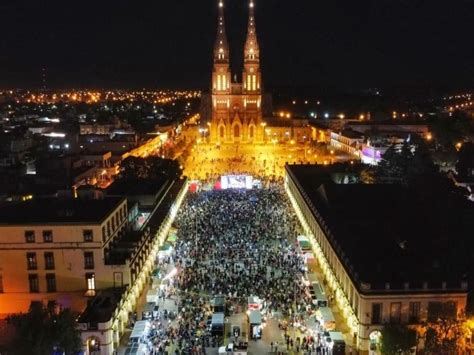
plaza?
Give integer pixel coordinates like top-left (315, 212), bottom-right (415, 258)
top-left (183, 142), bottom-right (349, 181)
top-left (120, 180), bottom-right (350, 355)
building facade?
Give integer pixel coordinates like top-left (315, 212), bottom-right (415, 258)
top-left (0, 197), bottom-right (129, 316)
top-left (209, 0), bottom-right (265, 144)
top-left (285, 165), bottom-right (469, 353)
top-left (329, 130), bottom-right (363, 157)
top-left (0, 177), bottom-right (189, 354)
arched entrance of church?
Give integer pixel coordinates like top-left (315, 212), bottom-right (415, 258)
top-left (233, 124), bottom-right (241, 143)
top-left (219, 125), bottom-right (225, 141)
top-left (248, 125), bottom-right (255, 142)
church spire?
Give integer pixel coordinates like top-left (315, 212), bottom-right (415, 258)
top-left (214, 0), bottom-right (229, 63)
top-left (212, 0), bottom-right (231, 94)
top-left (243, 0), bottom-right (261, 93)
top-left (244, 0), bottom-right (260, 63)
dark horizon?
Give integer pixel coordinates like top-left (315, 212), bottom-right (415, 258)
top-left (1, 0), bottom-right (473, 92)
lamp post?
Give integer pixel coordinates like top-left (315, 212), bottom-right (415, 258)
top-left (261, 122), bottom-right (267, 143)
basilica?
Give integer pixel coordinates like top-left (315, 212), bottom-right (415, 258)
top-left (208, 0), bottom-right (265, 144)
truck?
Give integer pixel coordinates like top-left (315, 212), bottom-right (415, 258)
top-left (248, 310), bottom-right (263, 339)
top-left (146, 289), bottom-right (158, 303)
top-left (312, 281), bottom-right (328, 307)
top-left (142, 302), bottom-right (155, 321)
top-left (327, 331), bottom-right (346, 355)
top-left (211, 312), bottom-right (225, 336)
top-left (297, 235), bottom-right (312, 251)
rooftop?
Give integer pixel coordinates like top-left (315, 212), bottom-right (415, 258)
top-left (336, 129), bottom-right (364, 139)
top-left (287, 164), bottom-right (472, 293)
top-left (105, 178), bottom-right (185, 265)
top-left (77, 287), bottom-right (127, 324)
top-left (0, 196), bottom-right (125, 225)
top-left (107, 177), bottom-right (169, 197)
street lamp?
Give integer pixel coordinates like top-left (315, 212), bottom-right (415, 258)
top-left (261, 122), bottom-right (267, 143)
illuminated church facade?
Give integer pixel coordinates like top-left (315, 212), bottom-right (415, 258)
top-left (209, 0), bottom-right (265, 144)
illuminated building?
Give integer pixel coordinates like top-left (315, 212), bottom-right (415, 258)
top-left (329, 130), bottom-right (364, 157)
top-left (0, 197), bottom-right (129, 317)
top-left (285, 165), bottom-right (468, 353)
top-left (0, 177), bottom-right (189, 353)
top-left (209, 0), bottom-right (265, 143)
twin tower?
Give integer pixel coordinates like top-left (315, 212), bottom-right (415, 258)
top-left (209, 0), bottom-right (265, 144)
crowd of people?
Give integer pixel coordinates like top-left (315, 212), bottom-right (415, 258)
top-left (174, 187), bottom-right (307, 317)
top-left (184, 144), bottom-right (306, 180)
top-left (127, 180), bottom-right (342, 354)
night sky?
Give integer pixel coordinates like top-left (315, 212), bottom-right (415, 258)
top-left (0, 0), bottom-right (473, 91)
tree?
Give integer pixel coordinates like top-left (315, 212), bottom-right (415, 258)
top-left (456, 142), bottom-right (474, 179)
top-left (372, 136), bottom-right (440, 187)
top-left (423, 302), bottom-right (470, 354)
top-left (374, 144), bottom-right (408, 184)
top-left (118, 156), bottom-right (181, 180)
top-left (10, 304), bottom-right (82, 355)
top-left (380, 324), bottom-right (417, 355)
top-left (428, 111), bottom-right (474, 149)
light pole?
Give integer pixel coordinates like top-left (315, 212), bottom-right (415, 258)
top-left (261, 122), bottom-right (267, 143)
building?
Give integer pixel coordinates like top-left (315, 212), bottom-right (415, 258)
top-left (77, 177), bottom-right (188, 354)
top-left (209, 0), bottom-right (265, 144)
top-left (0, 175), bottom-right (189, 353)
top-left (285, 165), bottom-right (470, 353)
top-left (200, 0), bottom-right (314, 146)
top-left (329, 130), bottom-right (364, 157)
top-left (0, 197), bottom-right (129, 316)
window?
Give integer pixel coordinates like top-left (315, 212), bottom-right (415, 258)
top-left (25, 231), bottom-right (35, 243)
top-left (371, 303), bottom-right (382, 324)
top-left (84, 252), bottom-right (94, 269)
top-left (28, 274), bottom-right (39, 293)
top-left (83, 230), bottom-right (93, 242)
top-left (42, 230), bottom-right (53, 243)
top-left (428, 301), bottom-right (457, 322)
top-left (86, 273), bottom-right (95, 291)
top-left (26, 253), bottom-right (37, 270)
top-left (390, 302), bottom-right (402, 324)
top-left (46, 274), bottom-right (56, 293)
top-left (409, 302), bottom-right (421, 323)
top-left (44, 252), bottom-right (55, 270)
